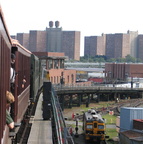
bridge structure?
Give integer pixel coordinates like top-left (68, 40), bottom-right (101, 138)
top-left (54, 85), bottom-right (143, 110)
top-left (65, 62), bottom-right (105, 68)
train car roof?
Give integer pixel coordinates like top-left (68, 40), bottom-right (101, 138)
top-left (84, 109), bottom-right (104, 122)
top-left (12, 39), bottom-right (32, 56)
top-left (0, 5), bottom-right (12, 44)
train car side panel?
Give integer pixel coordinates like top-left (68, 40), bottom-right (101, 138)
top-left (30, 54), bottom-right (42, 102)
top-left (11, 45), bottom-right (31, 122)
top-left (0, 7), bottom-right (12, 144)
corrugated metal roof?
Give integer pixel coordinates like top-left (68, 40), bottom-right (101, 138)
top-left (120, 107), bottom-right (143, 132)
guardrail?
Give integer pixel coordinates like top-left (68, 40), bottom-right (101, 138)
top-left (43, 82), bottom-right (74, 144)
top-left (53, 84), bottom-right (143, 91)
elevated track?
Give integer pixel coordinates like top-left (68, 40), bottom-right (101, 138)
top-left (54, 85), bottom-right (143, 110)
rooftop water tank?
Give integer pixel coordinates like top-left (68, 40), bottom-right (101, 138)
top-left (49, 21), bottom-right (53, 28)
top-left (55, 21), bottom-right (59, 28)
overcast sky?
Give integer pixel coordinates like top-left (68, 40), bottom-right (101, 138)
top-left (1, 0), bottom-right (143, 55)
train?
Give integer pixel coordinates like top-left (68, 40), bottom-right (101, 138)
top-left (83, 109), bottom-right (108, 144)
top-left (0, 6), bottom-right (46, 144)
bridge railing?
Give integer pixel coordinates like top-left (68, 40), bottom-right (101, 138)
top-left (53, 83), bottom-right (143, 91)
top-left (43, 82), bottom-right (74, 144)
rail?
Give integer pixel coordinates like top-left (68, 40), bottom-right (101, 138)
top-left (43, 82), bottom-right (74, 144)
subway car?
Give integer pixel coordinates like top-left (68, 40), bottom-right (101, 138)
top-left (0, 6), bottom-right (43, 144)
top-left (83, 109), bottom-right (108, 144)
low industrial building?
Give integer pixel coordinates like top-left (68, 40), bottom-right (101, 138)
top-left (105, 63), bottom-right (143, 83)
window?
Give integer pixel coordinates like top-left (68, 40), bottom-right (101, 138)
top-left (98, 125), bottom-right (104, 129)
top-left (86, 125), bottom-right (93, 129)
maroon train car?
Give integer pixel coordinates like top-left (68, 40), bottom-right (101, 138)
top-left (0, 6), bottom-right (12, 144)
top-left (0, 6), bottom-right (32, 144)
top-left (11, 40), bottom-right (31, 123)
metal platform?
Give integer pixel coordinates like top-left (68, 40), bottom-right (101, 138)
top-left (27, 94), bottom-right (53, 144)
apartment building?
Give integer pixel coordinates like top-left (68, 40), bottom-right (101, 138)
top-left (84, 34), bottom-right (106, 57)
top-left (14, 21), bottom-right (80, 61)
top-left (85, 31), bottom-right (140, 59)
top-left (62, 31), bottom-right (80, 60)
top-left (127, 30), bottom-right (138, 58)
top-left (29, 30), bottom-right (47, 52)
top-left (137, 35), bottom-right (143, 61)
top-left (105, 34), bottom-right (115, 58)
top-left (17, 33), bottom-right (29, 49)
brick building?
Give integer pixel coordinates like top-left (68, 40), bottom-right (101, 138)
top-left (105, 34), bottom-right (115, 59)
top-left (33, 52), bottom-right (76, 85)
top-left (138, 35), bottom-right (143, 61)
top-left (62, 31), bottom-right (80, 60)
top-left (105, 33), bottom-right (130, 59)
top-left (84, 34), bottom-right (106, 57)
top-left (105, 63), bottom-right (143, 82)
top-left (84, 31), bottom-right (143, 60)
top-left (17, 33), bottom-right (29, 49)
top-left (127, 30), bottom-right (138, 58)
top-left (29, 30), bottom-right (47, 52)
top-left (13, 21), bottom-right (80, 61)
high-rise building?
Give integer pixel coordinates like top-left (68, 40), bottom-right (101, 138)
top-left (14, 21), bottom-right (80, 61)
top-left (114, 33), bottom-right (130, 58)
top-left (84, 36), bottom-right (91, 56)
top-left (17, 33), bottom-right (29, 49)
top-left (46, 21), bottom-right (62, 52)
top-left (62, 31), bottom-right (80, 60)
top-left (106, 33), bottom-right (130, 59)
top-left (127, 30), bottom-right (138, 58)
top-left (86, 31), bottom-right (137, 59)
top-left (138, 35), bottom-right (143, 61)
top-left (29, 30), bottom-right (47, 52)
top-left (84, 34), bottom-right (106, 57)
top-left (106, 34), bottom-right (115, 58)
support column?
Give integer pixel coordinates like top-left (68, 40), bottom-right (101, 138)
top-left (91, 94), bottom-right (94, 100)
top-left (77, 94), bottom-right (81, 107)
top-left (81, 94), bottom-right (83, 102)
top-left (114, 93), bottom-right (117, 101)
top-left (97, 94), bottom-right (100, 102)
top-left (68, 95), bottom-right (73, 108)
top-left (140, 92), bottom-right (143, 98)
top-left (59, 94), bottom-right (65, 111)
top-left (86, 94), bottom-right (90, 107)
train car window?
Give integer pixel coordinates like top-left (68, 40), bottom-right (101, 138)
top-left (98, 125), bottom-right (104, 129)
top-left (94, 123), bottom-right (97, 128)
top-left (86, 124), bottom-right (93, 129)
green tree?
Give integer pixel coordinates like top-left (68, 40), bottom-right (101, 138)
top-left (116, 57), bottom-right (125, 62)
top-left (125, 55), bottom-right (136, 63)
top-left (107, 58), bottom-right (116, 62)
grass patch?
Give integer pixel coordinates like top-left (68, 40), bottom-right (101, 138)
top-left (102, 113), bottom-right (118, 140)
top-left (106, 128), bottom-right (118, 141)
top-left (102, 114), bottom-right (117, 124)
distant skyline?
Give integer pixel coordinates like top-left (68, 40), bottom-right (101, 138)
top-left (1, 0), bottom-right (143, 56)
